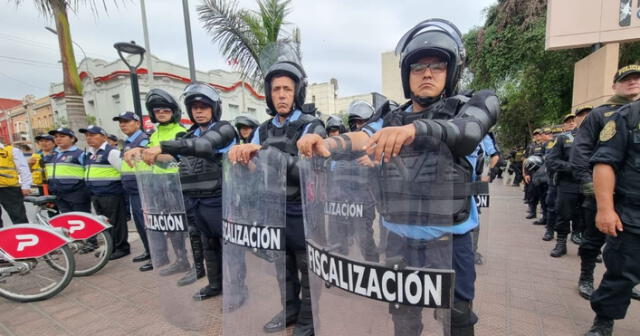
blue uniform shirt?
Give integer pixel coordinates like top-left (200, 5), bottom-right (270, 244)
top-left (250, 110), bottom-right (312, 145)
top-left (372, 105), bottom-right (482, 240)
top-left (125, 130), bottom-right (149, 148)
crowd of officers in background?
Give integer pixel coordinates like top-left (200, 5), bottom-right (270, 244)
top-left (504, 64), bottom-right (640, 336)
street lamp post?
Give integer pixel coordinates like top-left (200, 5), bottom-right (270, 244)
top-left (114, 41), bottom-right (146, 127)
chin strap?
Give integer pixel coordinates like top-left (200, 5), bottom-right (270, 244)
top-left (410, 92), bottom-right (443, 108)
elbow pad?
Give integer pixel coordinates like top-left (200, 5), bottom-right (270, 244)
top-left (458, 90), bottom-right (500, 133)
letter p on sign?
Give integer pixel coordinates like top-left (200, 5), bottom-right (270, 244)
top-left (16, 234), bottom-right (39, 252)
top-left (68, 220), bottom-right (85, 234)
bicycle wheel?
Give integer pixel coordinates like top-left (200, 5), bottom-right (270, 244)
top-left (0, 245), bottom-right (75, 302)
top-left (46, 231), bottom-right (113, 277)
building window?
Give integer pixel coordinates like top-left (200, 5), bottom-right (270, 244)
top-left (112, 94), bottom-right (120, 104)
top-left (247, 107), bottom-right (256, 115)
top-left (228, 104), bottom-right (239, 114)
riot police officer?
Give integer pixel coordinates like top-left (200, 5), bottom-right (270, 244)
top-left (585, 97), bottom-right (640, 336)
top-left (571, 65), bottom-right (640, 303)
top-left (234, 114), bottom-right (259, 144)
top-left (325, 115), bottom-right (346, 137)
top-left (298, 18), bottom-right (499, 336)
top-left (229, 57), bottom-right (326, 336)
top-left (125, 90), bottom-right (191, 273)
top-left (142, 83), bottom-right (238, 300)
top-left (546, 109), bottom-right (589, 255)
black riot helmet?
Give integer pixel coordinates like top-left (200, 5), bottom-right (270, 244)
top-left (182, 82), bottom-right (222, 123)
top-left (347, 100), bottom-right (375, 131)
top-left (325, 115), bottom-right (345, 134)
top-left (234, 114), bottom-right (259, 129)
top-left (263, 60), bottom-right (307, 116)
top-left (395, 19), bottom-right (466, 99)
top-left (524, 155), bottom-right (543, 173)
top-left (145, 89), bottom-right (182, 124)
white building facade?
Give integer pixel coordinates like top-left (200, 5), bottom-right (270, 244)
top-left (49, 55), bottom-right (267, 138)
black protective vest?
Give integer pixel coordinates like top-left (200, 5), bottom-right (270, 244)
top-left (259, 114), bottom-right (320, 202)
top-left (383, 98), bottom-right (486, 225)
top-left (179, 123), bottom-right (225, 198)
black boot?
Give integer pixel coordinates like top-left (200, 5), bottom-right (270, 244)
top-left (526, 206), bottom-right (536, 219)
top-left (532, 217), bottom-right (546, 225)
top-left (451, 300), bottom-right (477, 336)
top-left (542, 230), bottom-right (554, 241)
top-left (550, 235), bottom-right (567, 258)
top-left (571, 232), bottom-right (583, 245)
top-left (585, 316), bottom-right (613, 336)
top-left (193, 238), bottom-right (222, 301)
top-left (578, 279), bottom-right (594, 300)
top-left (292, 251), bottom-right (314, 336)
top-left (177, 233), bottom-right (206, 287)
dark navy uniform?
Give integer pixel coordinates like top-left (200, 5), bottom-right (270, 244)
top-left (161, 120), bottom-right (238, 299)
top-left (546, 130), bottom-right (583, 255)
top-left (588, 100), bottom-right (640, 323)
top-left (570, 97), bottom-right (632, 294)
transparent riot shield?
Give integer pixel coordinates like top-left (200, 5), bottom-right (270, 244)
top-left (300, 142), bottom-right (455, 336)
top-left (222, 147), bottom-right (287, 335)
top-left (134, 159), bottom-right (205, 331)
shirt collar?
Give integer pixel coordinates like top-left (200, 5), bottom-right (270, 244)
top-left (271, 109), bottom-right (302, 128)
top-left (88, 141), bottom-right (107, 154)
top-left (55, 145), bottom-right (79, 153)
top-left (125, 130), bottom-right (143, 143)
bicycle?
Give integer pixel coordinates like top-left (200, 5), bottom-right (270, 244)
top-left (0, 224), bottom-right (76, 302)
top-left (24, 195), bottom-right (113, 277)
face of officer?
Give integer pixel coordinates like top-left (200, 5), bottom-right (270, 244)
top-left (118, 119), bottom-right (140, 136)
top-left (270, 75), bottom-right (295, 116)
top-left (153, 108), bottom-right (173, 124)
top-left (563, 118), bottom-right (576, 131)
top-left (542, 133), bottom-right (553, 142)
top-left (54, 134), bottom-right (74, 149)
top-left (327, 129), bottom-right (340, 137)
top-left (38, 139), bottom-right (55, 153)
top-left (238, 126), bottom-right (253, 139)
top-left (575, 112), bottom-right (588, 128)
top-left (85, 133), bottom-right (106, 149)
top-left (353, 119), bottom-right (366, 131)
top-left (191, 101), bottom-right (213, 125)
top-left (613, 73), bottom-right (640, 99)
top-left (409, 56), bottom-right (447, 100)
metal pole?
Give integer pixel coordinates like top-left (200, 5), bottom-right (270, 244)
top-left (129, 67), bottom-right (143, 127)
top-left (182, 0), bottom-right (197, 81)
top-left (140, 0), bottom-right (154, 84)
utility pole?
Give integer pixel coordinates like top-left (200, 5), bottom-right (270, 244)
top-left (140, 0), bottom-right (154, 84)
top-left (182, 0), bottom-right (197, 81)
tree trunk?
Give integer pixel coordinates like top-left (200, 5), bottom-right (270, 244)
top-left (52, 1), bottom-right (87, 147)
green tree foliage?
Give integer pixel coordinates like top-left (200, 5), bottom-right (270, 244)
top-left (463, 1), bottom-right (638, 149)
top-left (198, 0), bottom-right (299, 89)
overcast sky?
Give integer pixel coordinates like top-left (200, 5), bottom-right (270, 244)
top-left (1, 0), bottom-right (495, 100)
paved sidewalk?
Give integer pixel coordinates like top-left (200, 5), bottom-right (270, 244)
top-left (0, 182), bottom-right (638, 335)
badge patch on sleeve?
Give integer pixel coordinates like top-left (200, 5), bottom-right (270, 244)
top-left (599, 120), bottom-right (616, 142)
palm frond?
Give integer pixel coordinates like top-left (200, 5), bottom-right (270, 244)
top-left (198, 0), bottom-right (263, 86)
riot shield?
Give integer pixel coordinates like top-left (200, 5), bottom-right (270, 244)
top-left (134, 159), bottom-right (205, 331)
top-left (222, 147), bottom-right (287, 335)
top-left (300, 142), bottom-right (455, 336)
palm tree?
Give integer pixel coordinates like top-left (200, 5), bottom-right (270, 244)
top-left (12, 1), bottom-right (112, 138)
top-left (198, 0), bottom-right (300, 88)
